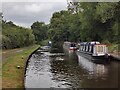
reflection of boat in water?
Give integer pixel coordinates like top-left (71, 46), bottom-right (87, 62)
top-left (63, 41), bottom-right (77, 51)
top-left (77, 41), bottom-right (110, 63)
top-left (63, 42), bottom-right (78, 62)
top-left (78, 55), bottom-right (108, 78)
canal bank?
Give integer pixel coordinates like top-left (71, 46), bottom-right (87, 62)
top-left (110, 53), bottom-right (120, 61)
top-left (108, 44), bottom-right (120, 61)
top-left (2, 45), bottom-right (40, 88)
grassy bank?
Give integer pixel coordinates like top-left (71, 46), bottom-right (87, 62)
top-left (108, 44), bottom-right (119, 53)
top-left (108, 43), bottom-right (120, 58)
top-left (2, 45), bottom-right (40, 88)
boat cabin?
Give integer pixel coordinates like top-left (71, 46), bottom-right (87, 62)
top-left (79, 41), bottom-right (108, 56)
top-left (69, 43), bottom-right (76, 50)
top-left (64, 41), bottom-right (77, 50)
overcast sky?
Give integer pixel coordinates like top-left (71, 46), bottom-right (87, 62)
top-left (2, 1), bottom-right (68, 28)
top-left (2, 0), bottom-right (119, 28)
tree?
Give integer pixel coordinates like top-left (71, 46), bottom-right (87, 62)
top-left (31, 21), bottom-right (48, 43)
top-left (2, 20), bottom-right (35, 49)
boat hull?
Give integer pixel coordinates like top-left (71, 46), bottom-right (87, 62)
top-left (76, 51), bottom-right (110, 63)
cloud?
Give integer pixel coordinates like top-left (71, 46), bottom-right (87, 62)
top-left (24, 3), bottom-right (53, 13)
top-left (2, 0), bottom-right (67, 2)
top-left (2, 2), bottom-right (67, 27)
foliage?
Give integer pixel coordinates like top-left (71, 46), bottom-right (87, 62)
top-left (31, 21), bottom-right (48, 43)
top-left (2, 21), bottom-right (35, 49)
top-left (2, 2), bottom-right (120, 50)
top-left (48, 2), bottom-right (120, 46)
top-left (39, 39), bottom-right (50, 46)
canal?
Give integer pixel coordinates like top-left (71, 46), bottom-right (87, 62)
top-left (25, 48), bottom-right (119, 89)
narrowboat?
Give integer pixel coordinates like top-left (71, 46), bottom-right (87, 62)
top-left (63, 41), bottom-right (77, 51)
top-left (76, 41), bottom-right (110, 63)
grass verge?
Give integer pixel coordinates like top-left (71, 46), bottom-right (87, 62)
top-left (108, 44), bottom-right (119, 53)
top-left (2, 45), bottom-right (40, 88)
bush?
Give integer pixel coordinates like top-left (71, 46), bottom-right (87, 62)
top-left (2, 21), bottom-right (35, 49)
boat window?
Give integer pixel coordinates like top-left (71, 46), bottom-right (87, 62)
top-left (82, 46), bottom-right (84, 51)
top-left (83, 46), bottom-right (85, 51)
top-left (87, 45), bottom-right (90, 52)
top-left (86, 45), bottom-right (88, 51)
top-left (80, 46), bottom-right (83, 51)
top-left (97, 46), bottom-right (103, 52)
top-left (85, 45), bottom-right (86, 51)
top-left (91, 45), bottom-right (94, 53)
top-left (70, 44), bottom-right (76, 47)
top-left (89, 45), bottom-right (91, 52)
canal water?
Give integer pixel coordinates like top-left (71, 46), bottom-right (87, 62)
top-left (25, 48), bottom-right (119, 89)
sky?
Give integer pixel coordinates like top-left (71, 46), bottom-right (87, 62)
top-left (2, 0), bottom-right (68, 28)
top-left (1, 0), bottom-right (119, 28)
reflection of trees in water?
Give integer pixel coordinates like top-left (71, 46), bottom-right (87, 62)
top-left (25, 48), bottom-right (119, 88)
top-left (49, 52), bottom-right (113, 88)
top-left (49, 55), bottom-right (83, 88)
top-left (77, 55), bottom-right (108, 79)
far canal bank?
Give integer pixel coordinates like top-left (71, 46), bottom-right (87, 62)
top-left (108, 44), bottom-right (120, 61)
top-left (2, 45), bottom-right (40, 88)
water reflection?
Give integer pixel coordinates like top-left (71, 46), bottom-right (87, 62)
top-left (25, 49), bottom-right (118, 88)
top-left (25, 52), bottom-right (52, 88)
top-left (50, 54), bottom-right (81, 88)
top-left (77, 55), bottom-right (108, 78)
top-left (77, 53), bottom-right (118, 88)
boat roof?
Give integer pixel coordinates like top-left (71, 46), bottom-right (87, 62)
top-left (64, 41), bottom-right (76, 44)
top-left (90, 41), bottom-right (100, 44)
top-left (80, 41), bottom-right (100, 45)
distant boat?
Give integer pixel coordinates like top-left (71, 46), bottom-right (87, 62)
top-left (76, 41), bottom-right (110, 63)
top-left (63, 41), bottom-right (77, 51)
top-left (40, 46), bottom-right (51, 52)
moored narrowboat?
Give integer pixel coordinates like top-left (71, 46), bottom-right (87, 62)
top-left (63, 41), bottom-right (77, 51)
top-left (77, 41), bottom-right (110, 63)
